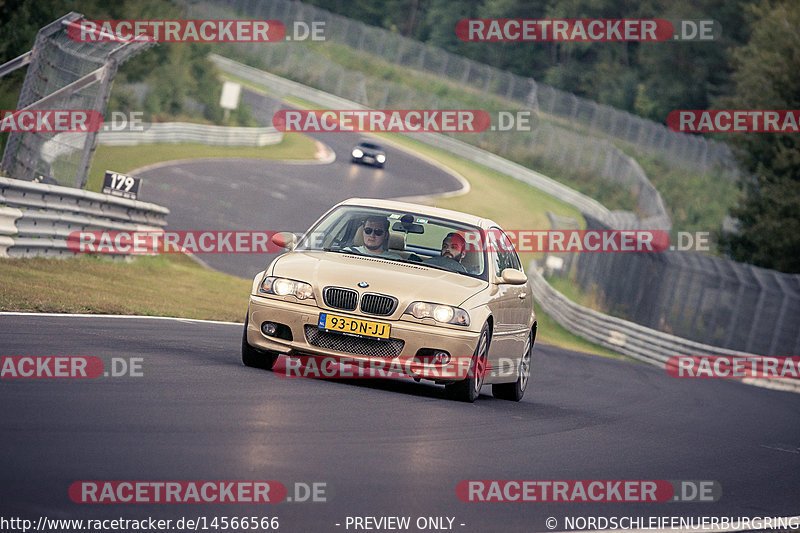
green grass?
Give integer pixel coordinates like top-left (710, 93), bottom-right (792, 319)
top-left (85, 132), bottom-right (317, 192)
top-left (0, 254), bottom-right (251, 322)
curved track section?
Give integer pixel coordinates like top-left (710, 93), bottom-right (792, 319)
top-left (135, 91), bottom-right (464, 278)
top-left (1, 314), bottom-right (798, 531)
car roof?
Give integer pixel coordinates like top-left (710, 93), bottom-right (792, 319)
top-left (336, 197), bottom-right (497, 229)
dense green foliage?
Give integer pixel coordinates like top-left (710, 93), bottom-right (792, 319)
top-left (0, 0), bottom-right (238, 125)
top-left (718, 0), bottom-right (800, 273)
top-left (303, 0), bottom-right (754, 123)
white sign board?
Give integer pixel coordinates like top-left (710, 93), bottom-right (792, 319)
top-left (219, 81), bottom-right (242, 111)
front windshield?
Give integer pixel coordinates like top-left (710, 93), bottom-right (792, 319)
top-left (296, 205), bottom-right (487, 280)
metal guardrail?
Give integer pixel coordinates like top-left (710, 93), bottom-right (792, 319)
top-left (2, 121), bottom-right (281, 257)
top-left (0, 177), bottom-right (169, 258)
top-left (97, 122), bottom-right (283, 147)
top-left (40, 122), bottom-right (283, 169)
top-left (528, 261), bottom-right (800, 392)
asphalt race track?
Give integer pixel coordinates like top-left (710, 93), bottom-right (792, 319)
top-left (2, 92), bottom-right (799, 532)
top-left (1, 314), bottom-right (798, 532)
top-left (131, 89), bottom-right (464, 278)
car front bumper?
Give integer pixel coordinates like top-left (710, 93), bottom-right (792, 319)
top-left (247, 294), bottom-right (479, 381)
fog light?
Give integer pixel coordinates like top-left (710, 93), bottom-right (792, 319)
top-left (261, 322), bottom-right (278, 336)
top-left (432, 351), bottom-right (450, 364)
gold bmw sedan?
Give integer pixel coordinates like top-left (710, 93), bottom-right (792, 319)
top-left (242, 198), bottom-right (536, 402)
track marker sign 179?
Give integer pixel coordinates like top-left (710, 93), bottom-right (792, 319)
top-left (102, 170), bottom-right (141, 200)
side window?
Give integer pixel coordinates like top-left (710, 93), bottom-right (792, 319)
top-left (491, 228), bottom-right (522, 276)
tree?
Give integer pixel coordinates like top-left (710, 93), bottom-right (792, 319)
top-left (720, 0), bottom-right (800, 273)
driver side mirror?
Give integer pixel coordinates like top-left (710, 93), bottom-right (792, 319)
top-left (500, 268), bottom-right (527, 285)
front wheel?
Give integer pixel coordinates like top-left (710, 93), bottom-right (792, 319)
top-left (445, 323), bottom-right (490, 403)
top-left (241, 313), bottom-right (279, 370)
top-left (492, 330), bottom-right (533, 401)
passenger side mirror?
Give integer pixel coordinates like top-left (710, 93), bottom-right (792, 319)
top-left (500, 268), bottom-right (527, 285)
top-left (271, 232), bottom-right (297, 251)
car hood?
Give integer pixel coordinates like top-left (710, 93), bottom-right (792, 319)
top-left (271, 251), bottom-right (487, 311)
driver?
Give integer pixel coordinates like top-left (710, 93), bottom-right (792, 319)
top-left (352, 216), bottom-right (401, 259)
top-left (424, 232), bottom-right (468, 273)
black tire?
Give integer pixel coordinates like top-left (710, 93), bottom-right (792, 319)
top-left (241, 314), bottom-right (279, 370)
top-left (445, 323), bottom-right (491, 403)
top-left (492, 330), bottom-right (533, 401)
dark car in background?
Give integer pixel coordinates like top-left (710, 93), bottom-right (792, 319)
top-left (351, 140), bottom-right (386, 168)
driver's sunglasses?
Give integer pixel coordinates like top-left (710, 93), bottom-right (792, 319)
top-left (363, 227), bottom-right (385, 236)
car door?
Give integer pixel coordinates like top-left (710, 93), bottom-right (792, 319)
top-left (487, 228), bottom-right (528, 373)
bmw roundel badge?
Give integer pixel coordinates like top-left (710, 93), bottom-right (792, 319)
top-left (358, 281), bottom-right (369, 288)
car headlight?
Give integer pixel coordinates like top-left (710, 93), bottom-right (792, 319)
top-left (352, 148), bottom-right (364, 158)
top-left (376, 154), bottom-right (386, 163)
top-left (404, 302), bottom-right (470, 326)
top-left (260, 276), bottom-right (314, 300)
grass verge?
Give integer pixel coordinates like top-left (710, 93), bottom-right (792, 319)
top-left (0, 255), bottom-right (250, 323)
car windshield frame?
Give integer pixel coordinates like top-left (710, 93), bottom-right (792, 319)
top-left (295, 205), bottom-right (488, 281)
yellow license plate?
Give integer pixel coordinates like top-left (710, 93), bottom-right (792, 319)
top-left (318, 313), bottom-right (390, 340)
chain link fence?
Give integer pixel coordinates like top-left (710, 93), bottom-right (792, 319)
top-left (192, 0), bottom-right (737, 178)
top-left (0, 12), bottom-right (153, 188)
top-left (571, 215), bottom-right (800, 356)
top-left (191, 1), bottom-right (676, 229)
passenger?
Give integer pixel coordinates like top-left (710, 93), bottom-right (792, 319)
top-left (352, 216), bottom-right (402, 259)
